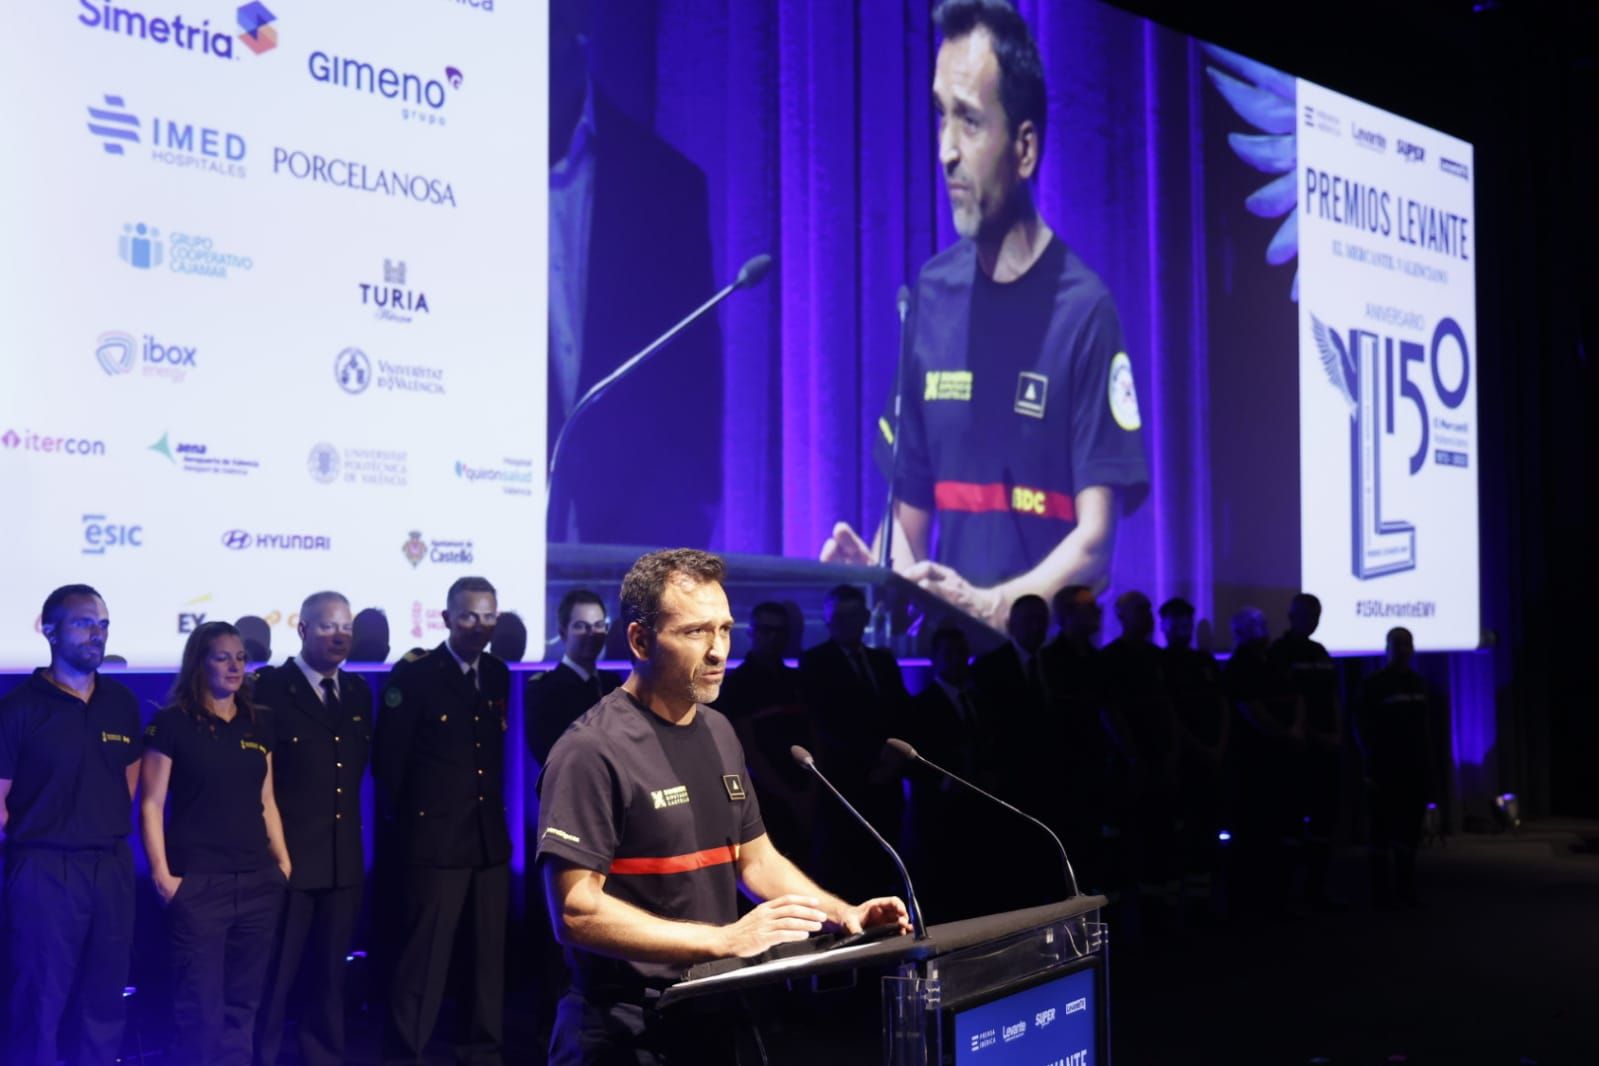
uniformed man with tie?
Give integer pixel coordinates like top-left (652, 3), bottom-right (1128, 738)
top-left (251, 591), bottom-right (372, 1066)
top-left (526, 588), bottom-right (620, 767)
top-left (374, 576), bottom-right (511, 1065)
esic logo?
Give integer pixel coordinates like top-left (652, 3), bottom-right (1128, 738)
top-left (83, 514), bottom-right (143, 555)
top-left (77, 2), bottom-right (278, 59)
top-left (1396, 140), bottom-right (1425, 163)
top-left (86, 92), bottom-right (247, 179)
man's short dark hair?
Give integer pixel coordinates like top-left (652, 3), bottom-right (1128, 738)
top-left (41, 584), bottom-right (103, 629)
top-left (446, 576), bottom-right (497, 609)
top-left (1159, 596), bottom-right (1195, 619)
top-left (751, 601), bottom-right (788, 624)
top-left (620, 549), bottom-right (726, 630)
top-left (558, 588), bottom-right (607, 630)
top-left (1009, 593), bottom-right (1048, 621)
top-left (824, 584), bottom-right (868, 608)
top-left (1291, 592), bottom-right (1322, 616)
top-left (300, 590), bottom-right (350, 620)
top-left (933, 0), bottom-right (1047, 145)
top-left (1051, 584), bottom-right (1092, 619)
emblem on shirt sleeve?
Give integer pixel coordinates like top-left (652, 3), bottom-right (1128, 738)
top-left (1014, 372), bottom-right (1048, 418)
top-left (384, 687), bottom-right (403, 708)
top-left (1108, 351), bottom-right (1142, 431)
top-left (722, 774), bottom-right (747, 801)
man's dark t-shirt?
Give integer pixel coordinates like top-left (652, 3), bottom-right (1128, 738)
top-left (1270, 633), bottom-right (1339, 735)
top-left (536, 689), bottom-right (764, 989)
top-left (877, 237), bottom-right (1149, 587)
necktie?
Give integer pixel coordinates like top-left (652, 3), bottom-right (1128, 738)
top-left (320, 677), bottom-right (339, 715)
top-left (1026, 654), bottom-right (1049, 705)
top-left (465, 666), bottom-right (478, 693)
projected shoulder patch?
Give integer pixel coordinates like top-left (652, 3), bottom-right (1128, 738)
top-left (1108, 352), bottom-right (1142, 431)
top-left (384, 687), bottom-right (403, 708)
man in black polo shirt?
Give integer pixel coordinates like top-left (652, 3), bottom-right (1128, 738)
top-left (822, 0), bottom-right (1148, 630)
top-left (374, 576), bottom-right (511, 1065)
top-left (252, 591), bottom-right (372, 1066)
top-left (538, 550), bottom-right (909, 1065)
top-left (0, 584), bottom-right (140, 1066)
top-left (527, 588), bottom-right (621, 767)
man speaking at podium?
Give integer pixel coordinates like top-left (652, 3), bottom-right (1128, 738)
top-left (823, 0), bottom-right (1148, 629)
top-left (536, 549), bottom-right (909, 1065)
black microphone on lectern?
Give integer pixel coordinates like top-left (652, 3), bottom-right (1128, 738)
top-left (789, 745), bottom-right (927, 939)
top-left (887, 737), bottom-right (1081, 899)
top-left (545, 252), bottom-right (775, 518)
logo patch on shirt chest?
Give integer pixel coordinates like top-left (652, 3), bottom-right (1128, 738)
top-left (925, 370), bottom-right (973, 402)
top-left (649, 785), bottom-right (690, 809)
top-left (1015, 372), bottom-right (1048, 418)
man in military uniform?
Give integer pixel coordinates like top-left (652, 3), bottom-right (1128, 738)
top-left (1268, 593), bottom-right (1344, 908)
top-left (251, 591), bottom-right (372, 1066)
top-left (822, 0), bottom-right (1149, 630)
top-left (374, 576), bottom-right (511, 1065)
top-left (0, 585), bottom-right (140, 1066)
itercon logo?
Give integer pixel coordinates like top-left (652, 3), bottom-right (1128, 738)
top-left (77, 2), bottom-right (278, 59)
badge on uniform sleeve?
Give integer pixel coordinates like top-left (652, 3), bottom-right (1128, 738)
top-left (723, 774), bottom-right (747, 801)
top-left (1108, 351), bottom-right (1142, 431)
top-left (384, 687), bottom-right (403, 708)
top-left (1014, 372), bottom-right (1048, 419)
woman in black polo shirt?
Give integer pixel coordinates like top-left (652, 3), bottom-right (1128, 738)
top-left (139, 621), bottom-right (292, 1065)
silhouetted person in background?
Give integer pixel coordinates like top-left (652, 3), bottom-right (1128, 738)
top-left (527, 590), bottom-right (620, 767)
top-left (490, 611), bottom-right (529, 664)
top-left (1223, 606), bottom-right (1304, 914)
top-left (237, 615), bottom-right (272, 664)
top-left (799, 585), bottom-right (907, 903)
top-left (1269, 593), bottom-right (1344, 908)
top-left (713, 601), bottom-right (813, 859)
top-left (1160, 597), bottom-right (1229, 919)
top-left (350, 608), bottom-right (391, 663)
top-left (1042, 584), bottom-right (1109, 891)
top-left (1355, 627), bottom-right (1434, 908)
top-left (1100, 591), bottom-right (1178, 922)
top-left (898, 626), bottom-right (991, 920)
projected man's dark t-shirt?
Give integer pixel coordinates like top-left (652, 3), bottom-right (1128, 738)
top-left (536, 688), bottom-right (764, 990)
top-left (877, 237), bottom-right (1149, 588)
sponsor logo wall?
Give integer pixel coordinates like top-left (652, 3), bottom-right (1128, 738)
top-left (0, 1), bottom-right (548, 666)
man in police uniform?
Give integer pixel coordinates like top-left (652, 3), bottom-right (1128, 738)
top-left (527, 588), bottom-right (620, 767)
top-left (538, 550), bottom-right (909, 1065)
top-left (0, 584), bottom-right (140, 1066)
top-left (822, 0), bottom-right (1148, 630)
top-left (374, 576), bottom-right (511, 1065)
top-left (252, 591), bottom-right (372, 1066)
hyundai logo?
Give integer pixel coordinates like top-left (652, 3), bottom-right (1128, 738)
top-left (221, 529), bottom-right (252, 550)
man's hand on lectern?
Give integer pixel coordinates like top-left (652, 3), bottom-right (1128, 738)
top-left (720, 894), bottom-right (829, 958)
top-left (839, 895), bottom-right (912, 936)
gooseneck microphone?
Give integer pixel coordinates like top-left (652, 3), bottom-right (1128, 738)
top-left (887, 737), bottom-right (1081, 898)
top-left (877, 284), bottom-right (914, 571)
top-left (789, 745), bottom-right (927, 939)
top-left (545, 253), bottom-right (775, 519)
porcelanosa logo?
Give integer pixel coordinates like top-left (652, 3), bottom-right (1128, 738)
top-left (76, 2), bottom-right (278, 59)
top-left (273, 148), bottom-right (457, 208)
top-left (86, 92), bottom-right (247, 179)
top-left (118, 221), bottom-right (253, 279)
top-left (96, 331), bottom-right (198, 382)
top-left (362, 259), bottom-right (431, 323)
top-left (307, 51), bottom-right (462, 127)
